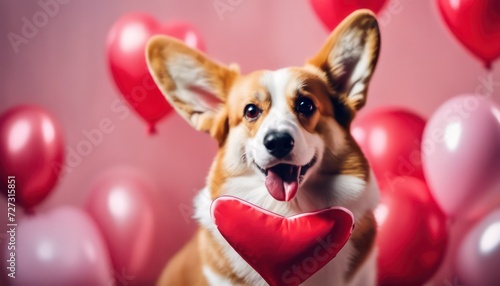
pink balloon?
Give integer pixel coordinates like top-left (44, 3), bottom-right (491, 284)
top-left (422, 95), bottom-right (500, 217)
top-left (0, 105), bottom-right (64, 211)
top-left (86, 167), bottom-right (156, 278)
top-left (4, 206), bottom-right (113, 285)
top-left (456, 209), bottom-right (500, 285)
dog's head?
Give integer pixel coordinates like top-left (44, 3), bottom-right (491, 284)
top-left (147, 10), bottom-right (380, 202)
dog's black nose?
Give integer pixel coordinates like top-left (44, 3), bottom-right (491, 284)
top-left (264, 131), bottom-right (294, 158)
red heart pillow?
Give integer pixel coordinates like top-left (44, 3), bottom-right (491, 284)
top-left (211, 196), bottom-right (354, 286)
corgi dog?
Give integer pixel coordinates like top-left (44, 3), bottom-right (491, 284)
top-left (147, 9), bottom-right (381, 286)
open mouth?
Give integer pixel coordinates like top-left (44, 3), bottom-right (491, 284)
top-left (255, 156), bottom-right (317, 202)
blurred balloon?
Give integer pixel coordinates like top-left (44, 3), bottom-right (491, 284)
top-left (437, 0), bottom-right (500, 69)
top-left (422, 96), bottom-right (500, 217)
top-left (107, 13), bottom-right (205, 134)
top-left (456, 209), bottom-right (500, 285)
top-left (0, 105), bottom-right (64, 211)
top-left (309, 0), bottom-right (387, 31)
top-left (376, 176), bottom-right (448, 286)
top-left (352, 108), bottom-right (426, 187)
top-left (6, 206), bottom-right (113, 286)
top-left (86, 167), bottom-right (157, 278)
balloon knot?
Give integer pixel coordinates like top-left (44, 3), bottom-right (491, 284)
top-left (25, 207), bottom-right (35, 215)
top-left (147, 124), bottom-right (157, 135)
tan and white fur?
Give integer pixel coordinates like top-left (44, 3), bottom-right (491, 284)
top-left (147, 10), bottom-right (381, 286)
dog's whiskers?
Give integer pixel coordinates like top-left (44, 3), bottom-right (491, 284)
top-left (226, 149), bottom-right (255, 171)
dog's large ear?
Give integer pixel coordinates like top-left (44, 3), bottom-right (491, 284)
top-left (146, 36), bottom-right (238, 144)
top-left (307, 9), bottom-right (380, 113)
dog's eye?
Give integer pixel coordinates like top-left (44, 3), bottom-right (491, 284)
top-left (244, 104), bottom-right (262, 121)
top-left (296, 97), bottom-right (316, 116)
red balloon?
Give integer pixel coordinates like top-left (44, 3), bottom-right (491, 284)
top-left (86, 167), bottom-right (157, 278)
top-left (309, 0), bottom-right (387, 30)
top-left (351, 108), bottom-right (426, 187)
top-left (0, 105), bottom-right (64, 211)
top-left (375, 177), bottom-right (448, 285)
top-left (437, 0), bottom-right (500, 69)
top-left (106, 13), bottom-right (206, 134)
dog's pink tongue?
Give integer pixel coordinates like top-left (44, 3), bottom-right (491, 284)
top-left (265, 166), bottom-right (299, 202)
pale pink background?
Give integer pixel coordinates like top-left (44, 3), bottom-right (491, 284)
top-left (1, 0), bottom-right (499, 285)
